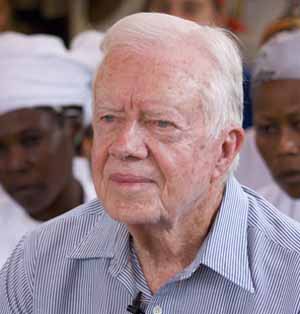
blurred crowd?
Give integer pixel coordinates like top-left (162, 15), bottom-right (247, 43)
top-left (1, 0), bottom-right (300, 268)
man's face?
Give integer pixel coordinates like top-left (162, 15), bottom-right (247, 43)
top-left (92, 50), bottom-right (223, 226)
top-left (254, 80), bottom-right (300, 198)
top-left (0, 109), bottom-right (74, 216)
top-left (148, 0), bottom-right (222, 26)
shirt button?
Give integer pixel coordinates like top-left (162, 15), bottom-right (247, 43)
top-left (153, 305), bottom-right (162, 314)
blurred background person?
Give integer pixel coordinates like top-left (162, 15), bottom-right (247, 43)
top-left (3, 0), bottom-right (292, 61)
top-left (11, 0), bottom-right (69, 42)
top-left (144, 0), bottom-right (227, 26)
top-left (250, 29), bottom-right (300, 221)
top-left (143, 0), bottom-right (252, 129)
top-left (0, 32), bottom-right (96, 267)
top-left (0, 1), bottom-right (32, 268)
top-left (236, 1), bottom-right (300, 192)
top-left (260, 0), bottom-right (300, 45)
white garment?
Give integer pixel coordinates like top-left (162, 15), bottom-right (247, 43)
top-left (235, 128), bottom-right (273, 191)
top-left (73, 157), bottom-right (96, 202)
top-left (0, 188), bottom-right (39, 268)
top-left (0, 157), bottom-right (96, 268)
top-left (259, 183), bottom-right (300, 222)
top-left (253, 29), bottom-right (300, 85)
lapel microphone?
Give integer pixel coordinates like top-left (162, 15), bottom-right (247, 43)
top-left (127, 292), bottom-right (145, 314)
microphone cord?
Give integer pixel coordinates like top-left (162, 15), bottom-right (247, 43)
top-left (127, 292), bottom-right (145, 314)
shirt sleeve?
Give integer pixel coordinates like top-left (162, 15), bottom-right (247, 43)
top-left (0, 235), bottom-right (35, 314)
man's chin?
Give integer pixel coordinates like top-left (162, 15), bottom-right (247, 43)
top-left (104, 204), bottom-right (160, 226)
top-left (279, 183), bottom-right (300, 199)
top-left (110, 212), bottom-right (159, 225)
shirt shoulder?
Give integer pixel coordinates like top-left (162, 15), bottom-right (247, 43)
top-left (0, 199), bottom-right (116, 313)
top-left (244, 186), bottom-right (300, 254)
top-left (25, 199), bottom-right (108, 259)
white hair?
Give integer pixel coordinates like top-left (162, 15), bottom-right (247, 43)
top-left (100, 13), bottom-right (243, 171)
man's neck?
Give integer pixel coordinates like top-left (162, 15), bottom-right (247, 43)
top-left (128, 184), bottom-right (224, 294)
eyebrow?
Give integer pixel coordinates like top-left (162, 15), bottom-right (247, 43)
top-left (94, 105), bottom-right (124, 114)
top-left (94, 106), bottom-right (183, 119)
top-left (142, 108), bottom-right (182, 119)
top-left (94, 96), bottom-right (189, 119)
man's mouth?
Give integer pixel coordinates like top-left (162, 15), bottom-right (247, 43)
top-left (110, 173), bottom-right (155, 184)
top-left (276, 170), bottom-right (300, 184)
top-left (8, 184), bottom-right (44, 198)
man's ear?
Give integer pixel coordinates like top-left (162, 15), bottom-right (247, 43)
top-left (212, 126), bottom-right (245, 180)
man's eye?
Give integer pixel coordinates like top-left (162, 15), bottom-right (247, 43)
top-left (158, 120), bottom-right (172, 128)
top-left (151, 120), bottom-right (175, 129)
top-left (101, 115), bottom-right (115, 123)
top-left (256, 124), bottom-right (278, 136)
top-left (21, 135), bottom-right (42, 148)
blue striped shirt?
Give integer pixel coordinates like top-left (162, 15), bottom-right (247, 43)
top-left (1, 176), bottom-right (300, 313)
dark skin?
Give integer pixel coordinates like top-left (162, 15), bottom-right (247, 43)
top-left (62, 106), bottom-right (85, 155)
top-left (0, 0), bottom-right (10, 32)
top-left (146, 0), bottom-right (226, 26)
top-left (82, 125), bottom-right (93, 162)
top-left (254, 80), bottom-right (300, 199)
top-left (0, 108), bottom-right (84, 221)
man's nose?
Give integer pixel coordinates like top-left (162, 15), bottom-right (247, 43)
top-left (108, 122), bottom-right (148, 160)
top-left (277, 128), bottom-right (300, 156)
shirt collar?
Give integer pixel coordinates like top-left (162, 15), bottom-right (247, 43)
top-left (197, 176), bottom-right (255, 293)
top-left (68, 177), bottom-right (254, 293)
top-left (67, 201), bottom-right (128, 261)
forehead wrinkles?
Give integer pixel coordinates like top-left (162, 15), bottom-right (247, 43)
top-left (95, 46), bottom-right (213, 108)
top-left (102, 39), bottom-right (214, 74)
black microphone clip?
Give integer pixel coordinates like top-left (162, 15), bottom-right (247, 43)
top-left (127, 292), bottom-right (145, 314)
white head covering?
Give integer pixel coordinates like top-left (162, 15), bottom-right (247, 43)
top-left (70, 30), bottom-right (105, 125)
top-left (70, 30), bottom-right (105, 72)
top-left (253, 29), bottom-right (300, 85)
top-left (0, 32), bottom-right (92, 116)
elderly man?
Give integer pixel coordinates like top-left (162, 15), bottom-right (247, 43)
top-left (251, 29), bottom-right (300, 220)
top-left (1, 13), bottom-right (300, 313)
top-left (0, 32), bottom-right (96, 267)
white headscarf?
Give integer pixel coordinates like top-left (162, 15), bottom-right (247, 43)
top-left (253, 29), bottom-right (300, 85)
top-left (70, 30), bottom-right (105, 125)
top-left (0, 32), bottom-right (92, 116)
top-left (70, 30), bottom-right (105, 72)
